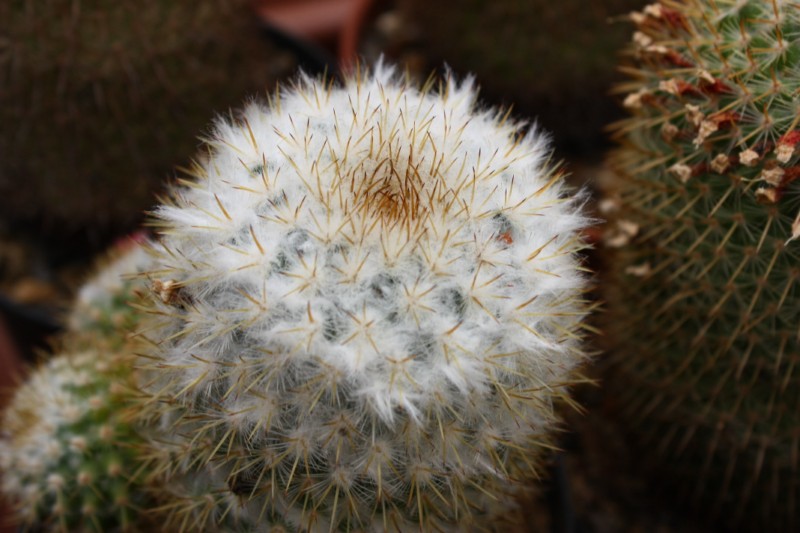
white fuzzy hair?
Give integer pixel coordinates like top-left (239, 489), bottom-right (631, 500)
top-left (142, 63), bottom-right (591, 531)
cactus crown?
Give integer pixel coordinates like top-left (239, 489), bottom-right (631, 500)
top-left (137, 65), bottom-right (591, 531)
top-left (604, 1), bottom-right (800, 527)
top-left (619, 0), bottom-right (800, 210)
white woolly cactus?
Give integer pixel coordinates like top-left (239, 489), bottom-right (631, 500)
top-left (0, 351), bottom-right (147, 532)
top-left (139, 65), bottom-right (591, 531)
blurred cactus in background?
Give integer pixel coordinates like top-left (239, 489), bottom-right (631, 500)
top-left (0, 0), bottom-right (290, 245)
top-left (602, 1), bottom-right (800, 529)
top-left (398, 0), bottom-right (646, 154)
top-left (0, 233), bottom-right (155, 531)
top-left (134, 65), bottom-right (593, 531)
top-left (67, 235), bottom-right (153, 339)
top-left (0, 349), bottom-right (148, 532)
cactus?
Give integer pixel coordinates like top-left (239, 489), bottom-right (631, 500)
top-left (0, 349), bottom-right (149, 532)
top-left (602, 1), bottom-right (800, 528)
top-left (0, 0), bottom-right (288, 240)
top-left (398, 0), bottom-right (647, 152)
top-left (135, 65), bottom-right (592, 531)
top-left (67, 234), bottom-right (154, 338)
top-left (0, 236), bottom-right (156, 531)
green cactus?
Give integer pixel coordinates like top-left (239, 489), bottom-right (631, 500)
top-left (0, 0), bottom-right (288, 240)
top-left (0, 349), bottom-right (149, 532)
top-left (602, 1), bottom-right (800, 529)
top-left (134, 65), bottom-right (593, 531)
top-left (398, 0), bottom-right (647, 152)
top-left (67, 234), bottom-right (153, 339)
top-left (0, 236), bottom-right (157, 531)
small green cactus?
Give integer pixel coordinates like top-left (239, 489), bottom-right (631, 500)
top-left (136, 65), bottom-right (593, 531)
top-left (0, 0), bottom-right (288, 239)
top-left (0, 349), bottom-right (148, 532)
top-left (602, 1), bottom-right (800, 529)
top-left (67, 234), bottom-right (153, 338)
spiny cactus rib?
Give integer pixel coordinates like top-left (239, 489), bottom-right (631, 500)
top-left (0, 350), bottom-right (148, 532)
top-left (137, 64), bottom-right (592, 531)
top-left (604, 1), bottom-right (800, 529)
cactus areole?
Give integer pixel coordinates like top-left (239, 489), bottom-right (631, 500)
top-left (139, 65), bottom-right (591, 531)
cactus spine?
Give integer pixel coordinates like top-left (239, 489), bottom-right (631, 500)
top-left (603, 1), bottom-right (800, 528)
top-left (136, 65), bottom-right (592, 531)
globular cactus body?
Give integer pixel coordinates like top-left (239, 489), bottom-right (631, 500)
top-left (138, 66), bottom-right (591, 531)
top-left (603, 1), bottom-right (800, 528)
top-left (0, 350), bottom-right (147, 532)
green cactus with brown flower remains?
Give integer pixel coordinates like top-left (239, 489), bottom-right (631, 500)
top-left (601, 1), bottom-right (800, 529)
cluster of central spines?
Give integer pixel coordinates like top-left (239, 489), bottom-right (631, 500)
top-left (135, 66), bottom-right (590, 531)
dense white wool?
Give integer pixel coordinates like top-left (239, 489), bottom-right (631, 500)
top-left (144, 64), bottom-right (590, 530)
